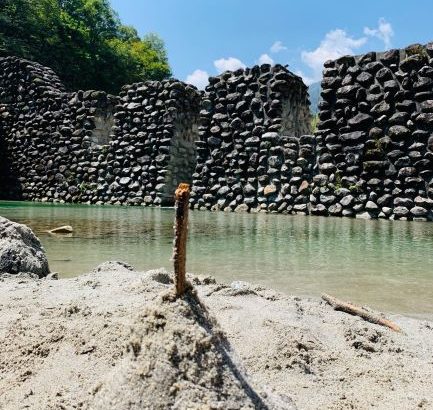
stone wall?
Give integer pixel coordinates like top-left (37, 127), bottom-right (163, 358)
top-left (0, 56), bottom-right (201, 205)
top-left (4, 43), bottom-right (432, 222)
top-left (0, 57), bottom-right (312, 210)
top-left (0, 57), bottom-right (66, 198)
top-left (314, 43), bottom-right (433, 221)
top-left (189, 64), bottom-right (313, 213)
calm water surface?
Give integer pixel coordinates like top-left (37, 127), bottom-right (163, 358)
top-left (1, 201), bottom-right (433, 317)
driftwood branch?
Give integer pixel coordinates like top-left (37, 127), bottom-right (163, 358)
top-left (173, 183), bottom-right (190, 297)
top-left (321, 293), bottom-right (402, 333)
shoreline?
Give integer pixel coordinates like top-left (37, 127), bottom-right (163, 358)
top-left (2, 198), bottom-right (433, 223)
top-left (1, 262), bottom-right (432, 409)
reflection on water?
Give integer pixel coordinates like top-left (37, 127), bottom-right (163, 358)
top-left (1, 201), bottom-right (433, 316)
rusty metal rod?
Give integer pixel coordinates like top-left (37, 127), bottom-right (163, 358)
top-left (173, 183), bottom-right (190, 297)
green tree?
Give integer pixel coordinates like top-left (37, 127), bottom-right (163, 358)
top-left (0, 0), bottom-right (171, 93)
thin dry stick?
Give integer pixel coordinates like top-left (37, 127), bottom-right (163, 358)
top-left (173, 183), bottom-right (190, 297)
top-left (322, 293), bottom-right (402, 333)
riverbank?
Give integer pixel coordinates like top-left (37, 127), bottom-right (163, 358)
top-left (0, 262), bottom-right (432, 409)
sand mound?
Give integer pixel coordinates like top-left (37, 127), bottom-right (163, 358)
top-left (90, 292), bottom-right (269, 409)
top-left (0, 264), bottom-right (432, 409)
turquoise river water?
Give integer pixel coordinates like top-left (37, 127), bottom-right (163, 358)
top-left (1, 200), bottom-right (433, 317)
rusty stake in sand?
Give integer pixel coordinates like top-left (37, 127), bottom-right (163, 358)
top-left (173, 183), bottom-right (190, 297)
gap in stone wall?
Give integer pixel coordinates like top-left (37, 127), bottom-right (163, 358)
top-left (90, 107), bottom-right (115, 147)
top-left (161, 113), bottom-right (199, 204)
top-left (280, 93), bottom-right (312, 137)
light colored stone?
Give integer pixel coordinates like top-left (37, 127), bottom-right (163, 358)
top-left (264, 184), bottom-right (277, 197)
top-left (48, 225), bottom-right (73, 234)
top-left (356, 211), bottom-right (373, 220)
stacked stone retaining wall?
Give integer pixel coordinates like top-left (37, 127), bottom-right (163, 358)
top-left (314, 43), bottom-right (433, 221)
top-left (0, 57), bottom-right (311, 209)
top-left (189, 64), bottom-right (313, 213)
top-left (2, 42), bottom-right (433, 222)
top-left (0, 56), bottom-right (200, 205)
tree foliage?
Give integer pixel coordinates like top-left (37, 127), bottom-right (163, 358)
top-left (0, 0), bottom-right (171, 93)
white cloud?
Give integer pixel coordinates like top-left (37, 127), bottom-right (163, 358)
top-left (214, 57), bottom-right (246, 73)
top-left (294, 70), bottom-right (317, 86)
top-left (364, 18), bottom-right (394, 49)
top-left (270, 41), bottom-right (287, 54)
top-left (301, 29), bottom-right (367, 82)
top-left (258, 53), bottom-right (274, 65)
top-left (185, 69), bottom-right (209, 90)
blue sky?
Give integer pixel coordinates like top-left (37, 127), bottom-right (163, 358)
top-left (110, 0), bottom-right (433, 88)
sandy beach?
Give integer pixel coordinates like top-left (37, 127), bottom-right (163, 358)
top-left (0, 262), bottom-right (432, 409)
